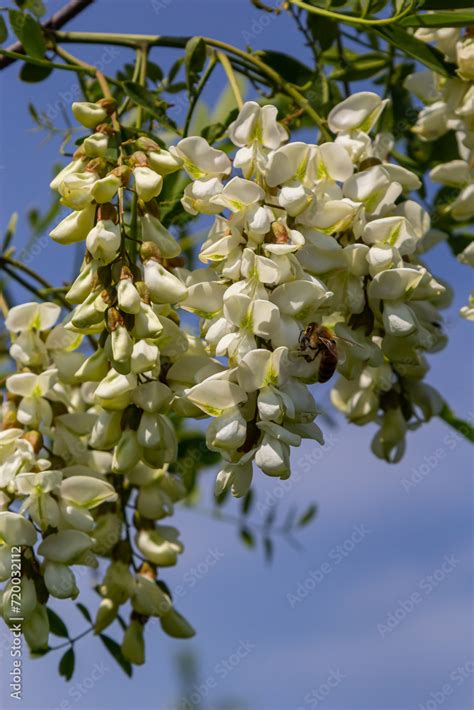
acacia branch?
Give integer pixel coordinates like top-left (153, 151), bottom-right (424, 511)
top-left (0, 0), bottom-right (95, 70)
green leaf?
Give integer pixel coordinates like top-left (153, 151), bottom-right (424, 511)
top-left (401, 11), bottom-right (474, 27)
top-left (20, 61), bottom-right (52, 82)
top-left (0, 16), bottom-right (8, 44)
top-left (307, 13), bottom-right (338, 52)
top-left (375, 26), bottom-right (457, 78)
top-left (439, 405), bottom-right (474, 443)
top-left (257, 50), bottom-right (313, 86)
top-left (76, 603), bottom-right (92, 624)
top-left (263, 537), bottom-right (273, 564)
top-left (8, 9), bottom-right (26, 40)
top-left (59, 648), bottom-right (75, 682)
top-left (146, 60), bottom-right (163, 83)
top-left (297, 503), bottom-right (318, 527)
top-left (2, 212), bottom-right (18, 252)
top-left (241, 489), bottom-right (254, 516)
top-left (15, 0), bottom-right (46, 16)
top-left (185, 36), bottom-right (207, 93)
top-left (99, 634), bottom-right (133, 677)
top-left (239, 527), bottom-right (255, 548)
top-left (9, 11), bottom-right (46, 59)
top-left (47, 608), bottom-right (69, 638)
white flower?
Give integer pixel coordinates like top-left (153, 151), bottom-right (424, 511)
top-left (72, 101), bottom-right (107, 128)
top-left (185, 371), bottom-right (247, 416)
top-left (58, 171), bottom-right (98, 210)
top-left (38, 530), bottom-right (93, 564)
top-left (134, 166), bottom-right (163, 202)
top-left (456, 37), bottom-right (474, 81)
top-left (228, 101), bottom-right (287, 149)
top-left (50, 204), bottom-right (96, 245)
top-left (83, 132), bottom-right (108, 158)
top-left (327, 92), bottom-right (388, 133)
top-left (86, 219), bottom-right (121, 263)
top-left (6, 302), bottom-right (60, 333)
top-left (171, 136), bottom-right (231, 179)
top-left (91, 173), bottom-right (121, 203)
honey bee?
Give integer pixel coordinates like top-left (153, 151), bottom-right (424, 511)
top-left (298, 323), bottom-right (338, 383)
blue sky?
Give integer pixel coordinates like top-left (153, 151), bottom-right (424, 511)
top-left (0, 1), bottom-right (473, 709)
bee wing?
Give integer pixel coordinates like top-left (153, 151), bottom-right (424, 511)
top-left (319, 337), bottom-right (338, 357)
top-left (336, 336), bottom-right (363, 349)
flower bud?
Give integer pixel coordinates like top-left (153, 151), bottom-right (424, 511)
top-left (92, 512), bottom-right (122, 555)
top-left (23, 604), bottom-right (49, 651)
top-left (132, 381), bottom-right (172, 413)
top-left (133, 167), bottom-right (163, 202)
top-left (147, 149), bottom-right (182, 175)
top-left (143, 260), bottom-right (187, 304)
top-left (90, 409), bottom-right (122, 449)
top-left (132, 303), bottom-right (163, 339)
top-left (83, 132), bottom-right (109, 158)
top-left (72, 101), bottom-right (108, 129)
top-left (117, 274), bottom-right (141, 314)
top-left (50, 204), bottom-right (96, 245)
top-left (121, 618), bottom-right (145, 665)
top-left (86, 220), bottom-right (121, 264)
top-left (130, 340), bottom-right (160, 374)
top-left (140, 214), bottom-right (181, 258)
top-left (160, 608), bottom-right (195, 638)
top-left (91, 173), bottom-right (122, 203)
top-left (100, 561), bottom-right (135, 605)
top-left (111, 325), bottom-right (134, 363)
top-left (94, 597), bottom-right (118, 634)
top-left (75, 347), bottom-right (109, 382)
top-left (135, 526), bottom-right (183, 567)
top-left (38, 530), bottom-right (93, 564)
top-left (0, 511), bottom-right (36, 546)
top-left (132, 573), bottom-right (172, 617)
top-left (44, 562), bottom-right (79, 599)
top-left (112, 430), bottom-right (142, 472)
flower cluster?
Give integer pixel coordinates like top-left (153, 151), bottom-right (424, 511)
top-left (405, 26), bottom-right (474, 318)
top-left (0, 99), bottom-right (199, 662)
top-left (174, 94), bottom-right (447, 473)
top-left (0, 91), bottom-right (452, 660)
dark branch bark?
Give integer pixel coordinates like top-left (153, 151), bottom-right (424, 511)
top-left (0, 0), bottom-right (95, 70)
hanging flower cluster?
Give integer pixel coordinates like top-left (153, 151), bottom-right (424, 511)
top-left (0, 99), bottom-right (201, 662)
top-left (174, 93), bottom-right (447, 474)
top-left (0, 91), bottom-right (451, 659)
top-left (405, 26), bottom-right (474, 318)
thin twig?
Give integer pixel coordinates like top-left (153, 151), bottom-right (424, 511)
top-left (217, 51), bottom-right (244, 110)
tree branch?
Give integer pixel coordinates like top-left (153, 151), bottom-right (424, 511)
top-left (0, 0), bottom-right (95, 70)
